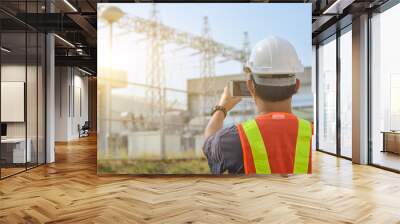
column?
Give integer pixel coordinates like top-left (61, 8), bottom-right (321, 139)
top-left (352, 14), bottom-right (369, 164)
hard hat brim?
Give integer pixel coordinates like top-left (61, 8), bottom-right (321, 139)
top-left (249, 65), bottom-right (304, 76)
top-left (252, 74), bottom-right (296, 87)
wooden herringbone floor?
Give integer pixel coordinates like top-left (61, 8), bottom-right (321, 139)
top-left (1, 136), bottom-right (400, 224)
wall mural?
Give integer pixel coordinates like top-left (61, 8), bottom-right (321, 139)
top-left (97, 3), bottom-right (312, 174)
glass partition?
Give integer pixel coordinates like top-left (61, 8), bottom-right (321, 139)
top-left (0, 1), bottom-right (46, 179)
top-left (38, 32), bottom-right (45, 165)
top-left (1, 31), bottom-right (28, 177)
top-left (27, 31), bottom-right (38, 169)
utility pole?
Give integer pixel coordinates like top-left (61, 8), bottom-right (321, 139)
top-left (100, 6), bottom-right (124, 158)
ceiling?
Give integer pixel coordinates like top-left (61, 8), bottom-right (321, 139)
top-left (0, 0), bottom-right (394, 75)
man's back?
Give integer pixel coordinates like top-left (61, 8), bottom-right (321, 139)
top-left (203, 36), bottom-right (311, 175)
top-left (203, 112), bottom-right (312, 174)
top-left (237, 112), bottom-right (312, 174)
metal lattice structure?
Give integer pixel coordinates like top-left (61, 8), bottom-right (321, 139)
top-left (200, 16), bottom-right (216, 118)
top-left (242, 31), bottom-right (250, 62)
top-left (113, 5), bottom-right (251, 157)
top-left (241, 31), bottom-right (256, 116)
top-left (116, 9), bottom-right (249, 119)
top-left (145, 5), bottom-right (165, 123)
top-left (117, 16), bottom-right (248, 62)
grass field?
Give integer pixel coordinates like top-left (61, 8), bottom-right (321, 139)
top-left (98, 158), bottom-right (211, 174)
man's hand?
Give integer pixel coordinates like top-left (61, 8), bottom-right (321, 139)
top-left (204, 86), bottom-right (241, 140)
top-left (218, 86), bottom-right (242, 111)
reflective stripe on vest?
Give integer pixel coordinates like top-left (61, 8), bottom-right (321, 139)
top-left (241, 119), bottom-right (271, 174)
top-left (293, 119), bottom-right (312, 173)
top-left (240, 118), bottom-right (312, 174)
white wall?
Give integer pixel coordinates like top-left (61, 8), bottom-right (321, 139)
top-left (1, 66), bottom-right (26, 138)
top-left (55, 67), bottom-right (89, 141)
top-left (72, 74), bottom-right (89, 137)
top-left (55, 67), bottom-right (69, 141)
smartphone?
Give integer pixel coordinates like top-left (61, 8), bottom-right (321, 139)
top-left (229, 80), bottom-right (251, 97)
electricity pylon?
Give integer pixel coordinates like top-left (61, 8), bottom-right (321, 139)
top-left (112, 4), bottom-right (251, 157)
top-left (146, 4), bottom-right (165, 124)
top-left (242, 31), bottom-right (250, 62)
top-left (241, 31), bottom-right (254, 117)
top-left (145, 4), bottom-right (166, 159)
top-left (200, 16), bottom-right (216, 122)
top-left (117, 10), bottom-right (248, 63)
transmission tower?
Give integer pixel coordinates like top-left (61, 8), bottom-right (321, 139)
top-left (116, 5), bottom-right (249, 125)
top-left (118, 13), bottom-right (248, 63)
top-left (103, 5), bottom-right (250, 159)
top-left (242, 32), bottom-right (250, 62)
top-left (145, 4), bottom-right (165, 124)
top-left (200, 16), bottom-right (216, 120)
top-left (144, 4), bottom-right (167, 159)
top-left (241, 31), bottom-right (254, 117)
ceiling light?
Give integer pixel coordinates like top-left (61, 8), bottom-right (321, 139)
top-left (63, 0), bottom-right (78, 12)
top-left (1, 47), bottom-right (11, 53)
top-left (54, 34), bottom-right (75, 48)
top-left (76, 48), bottom-right (85, 55)
top-left (323, 0), bottom-right (354, 15)
top-left (78, 67), bottom-right (93, 76)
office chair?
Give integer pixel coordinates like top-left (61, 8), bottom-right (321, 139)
top-left (79, 121), bottom-right (90, 138)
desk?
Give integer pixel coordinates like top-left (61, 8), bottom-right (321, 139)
top-left (1, 138), bottom-right (31, 163)
top-left (382, 131), bottom-right (400, 154)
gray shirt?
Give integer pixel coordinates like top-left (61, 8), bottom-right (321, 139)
top-left (202, 125), bottom-right (244, 174)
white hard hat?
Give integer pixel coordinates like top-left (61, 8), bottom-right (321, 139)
top-left (244, 36), bottom-right (304, 87)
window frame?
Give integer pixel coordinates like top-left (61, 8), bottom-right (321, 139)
top-left (315, 24), bottom-right (352, 160)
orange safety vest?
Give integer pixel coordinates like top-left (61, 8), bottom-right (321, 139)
top-left (236, 113), bottom-right (312, 174)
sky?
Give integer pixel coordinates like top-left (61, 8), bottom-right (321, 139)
top-left (98, 3), bottom-right (311, 92)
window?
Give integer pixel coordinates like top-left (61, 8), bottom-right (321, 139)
top-left (317, 36), bottom-right (337, 154)
top-left (339, 28), bottom-right (352, 158)
top-left (371, 3), bottom-right (400, 171)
